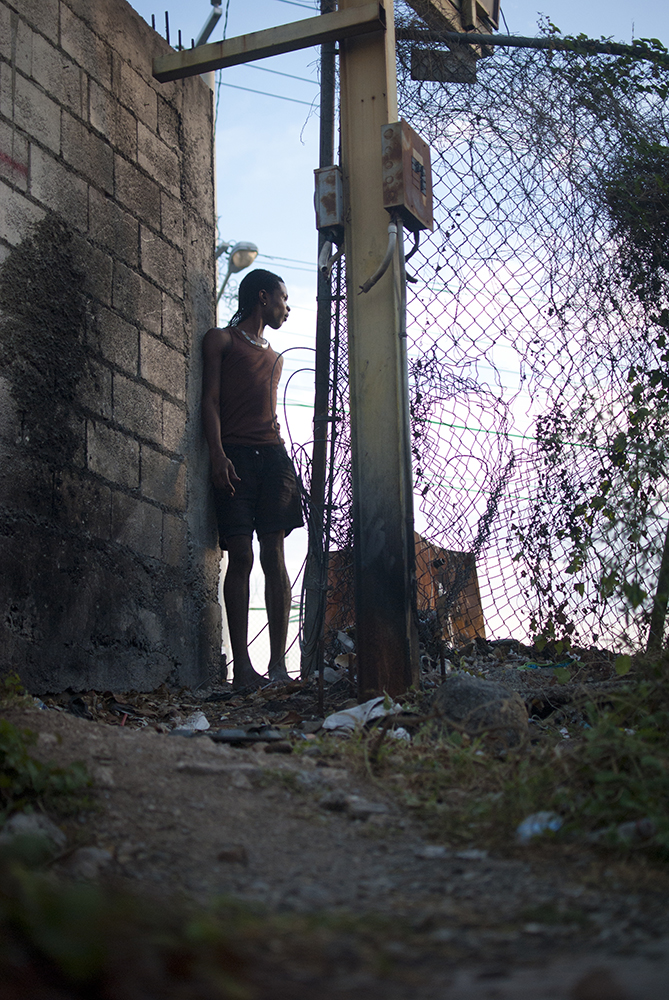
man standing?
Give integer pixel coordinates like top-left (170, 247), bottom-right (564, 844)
top-left (202, 270), bottom-right (304, 689)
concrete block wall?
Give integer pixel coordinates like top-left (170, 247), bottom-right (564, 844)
top-left (0, 0), bottom-right (221, 692)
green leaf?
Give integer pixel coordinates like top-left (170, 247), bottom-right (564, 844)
top-left (615, 654), bottom-right (632, 676)
top-left (553, 667), bottom-right (571, 684)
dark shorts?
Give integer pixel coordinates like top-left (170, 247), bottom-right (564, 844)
top-left (214, 444), bottom-right (304, 549)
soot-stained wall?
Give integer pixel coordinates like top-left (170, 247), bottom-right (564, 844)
top-left (0, 0), bottom-right (221, 692)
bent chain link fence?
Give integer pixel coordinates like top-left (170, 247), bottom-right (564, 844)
top-left (296, 9), bottom-right (669, 664)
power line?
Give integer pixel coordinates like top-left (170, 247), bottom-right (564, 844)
top-left (244, 64), bottom-right (318, 85)
top-left (217, 81), bottom-right (314, 106)
top-left (259, 253), bottom-right (317, 266)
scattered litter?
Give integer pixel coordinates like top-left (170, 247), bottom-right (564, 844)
top-left (516, 811), bottom-right (563, 843)
top-left (32, 697), bottom-right (48, 710)
top-left (388, 727), bottom-right (411, 742)
top-left (559, 727), bottom-right (570, 739)
top-left (168, 727), bottom-right (203, 738)
top-left (323, 696), bottom-right (401, 732)
top-left (67, 696), bottom-right (93, 720)
top-left (336, 630), bottom-right (355, 653)
top-left (184, 710), bottom-right (210, 732)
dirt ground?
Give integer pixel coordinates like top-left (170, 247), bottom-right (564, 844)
top-left (2, 673), bottom-right (669, 1000)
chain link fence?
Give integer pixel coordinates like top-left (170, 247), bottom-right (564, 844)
top-left (301, 10), bottom-right (669, 664)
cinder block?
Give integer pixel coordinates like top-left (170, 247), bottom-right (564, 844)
top-left (78, 359), bottom-right (112, 420)
top-left (91, 305), bottom-right (138, 375)
top-left (163, 511), bottom-right (187, 566)
top-left (112, 492), bottom-right (162, 559)
top-left (31, 33), bottom-right (86, 119)
top-left (0, 118), bottom-right (28, 192)
top-left (160, 192), bottom-right (183, 247)
top-left (53, 470), bottom-right (111, 538)
top-left (65, 0), bottom-right (166, 88)
top-left (113, 373), bottom-right (162, 443)
top-left (0, 8), bottom-right (32, 73)
top-left (114, 56), bottom-right (157, 132)
top-left (70, 234), bottom-right (113, 305)
top-left (183, 207), bottom-right (215, 331)
top-left (62, 113), bottom-right (113, 194)
top-left (141, 446), bottom-right (186, 509)
top-left (162, 398), bottom-right (186, 455)
top-left (157, 96), bottom-right (179, 149)
top-left (140, 226), bottom-right (183, 297)
top-left (137, 122), bottom-right (180, 199)
top-left (30, 145), bottom-right (88, 231)
top-left (114, 153), bottom-right (160, 223)
top-left (2, 72), bottom-right (60, 153)
top-left (89, 187), bottom-right (139, 266)
top-left (90, 80), bottom-right (136, 161)
top-left (162, 293), bottom-right (186, 352)
top-left (0, 181), bottom-right (46, 246)
top-left (112, 260), bottom-right (161, 335)
top-left (60, 5), bottom-right (113, 89)
top-left (10, 0), bottom-right (58, 41)
top-left (87, 420), bottom-right (139, 488)
top-left (140, 332), bottom-right (186, 401)
top-left (180, 82), bottom-right (214, 220)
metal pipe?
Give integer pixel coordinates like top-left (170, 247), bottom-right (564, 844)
top-left (300, 0), bottom-right (338, 680)
top-left (195, 2), bottom-right (222, 47)
top-left (395, 28), bottom-right (669, 68)
top-left (359, 222), bottom-right (397, 294)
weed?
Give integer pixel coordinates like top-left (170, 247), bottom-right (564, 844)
top-left (334, 671), bottom-right (669, 858)
top-left (0, 718), bottom-right (91, 822)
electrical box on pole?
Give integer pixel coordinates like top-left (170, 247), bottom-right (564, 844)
top-left (381, 120), bottom-right (434, 233)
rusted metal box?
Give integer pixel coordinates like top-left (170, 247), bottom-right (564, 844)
top-left (381, 120), bottom-right (433, 233)
top-left (314, 165), bottom-right (344, 242)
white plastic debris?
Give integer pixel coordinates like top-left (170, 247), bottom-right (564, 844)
top-left (388, 727), bottom-right (411, 742)
top-left (515, 811), bottom-right (563, 844)
top-left (322, 696), bottom-right (401, 732)
top-left (336, 630), bottom-right (355, 653)
top-left (183, 710), bottom-right (210, 732)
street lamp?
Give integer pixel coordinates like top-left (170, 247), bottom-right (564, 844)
top-left (216, 240), bottom-right (259, 302)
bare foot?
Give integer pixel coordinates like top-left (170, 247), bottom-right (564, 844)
top-left (268, 665), bottom-right (291, 685)
top-left (233, 664), bottom-right (266, 690)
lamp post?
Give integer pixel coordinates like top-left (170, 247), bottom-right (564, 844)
top-left (216, 240), bottom-right (259, 304)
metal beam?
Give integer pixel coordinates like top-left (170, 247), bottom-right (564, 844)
top-left (153, 2), bottom-right (387, 82)
top-left (339, 0), bottom-right (419, 698)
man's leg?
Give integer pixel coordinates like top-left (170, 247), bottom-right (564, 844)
top-left (224, 534), bottom-right (265, 689)
top-left (259, 530), bottom-right (291, 682)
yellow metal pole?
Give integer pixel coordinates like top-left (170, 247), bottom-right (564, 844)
top-left (339, 0), bottom-right (419, 697)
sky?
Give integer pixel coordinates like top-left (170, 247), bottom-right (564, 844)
top-left (127, 0), bottom-right (669, 668)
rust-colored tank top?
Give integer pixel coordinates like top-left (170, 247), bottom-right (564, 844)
top-left (219, 327), bottom-right (283, 445)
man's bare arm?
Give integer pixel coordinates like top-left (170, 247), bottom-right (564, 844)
top-left (201, 327), bottom-right (241, 494)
